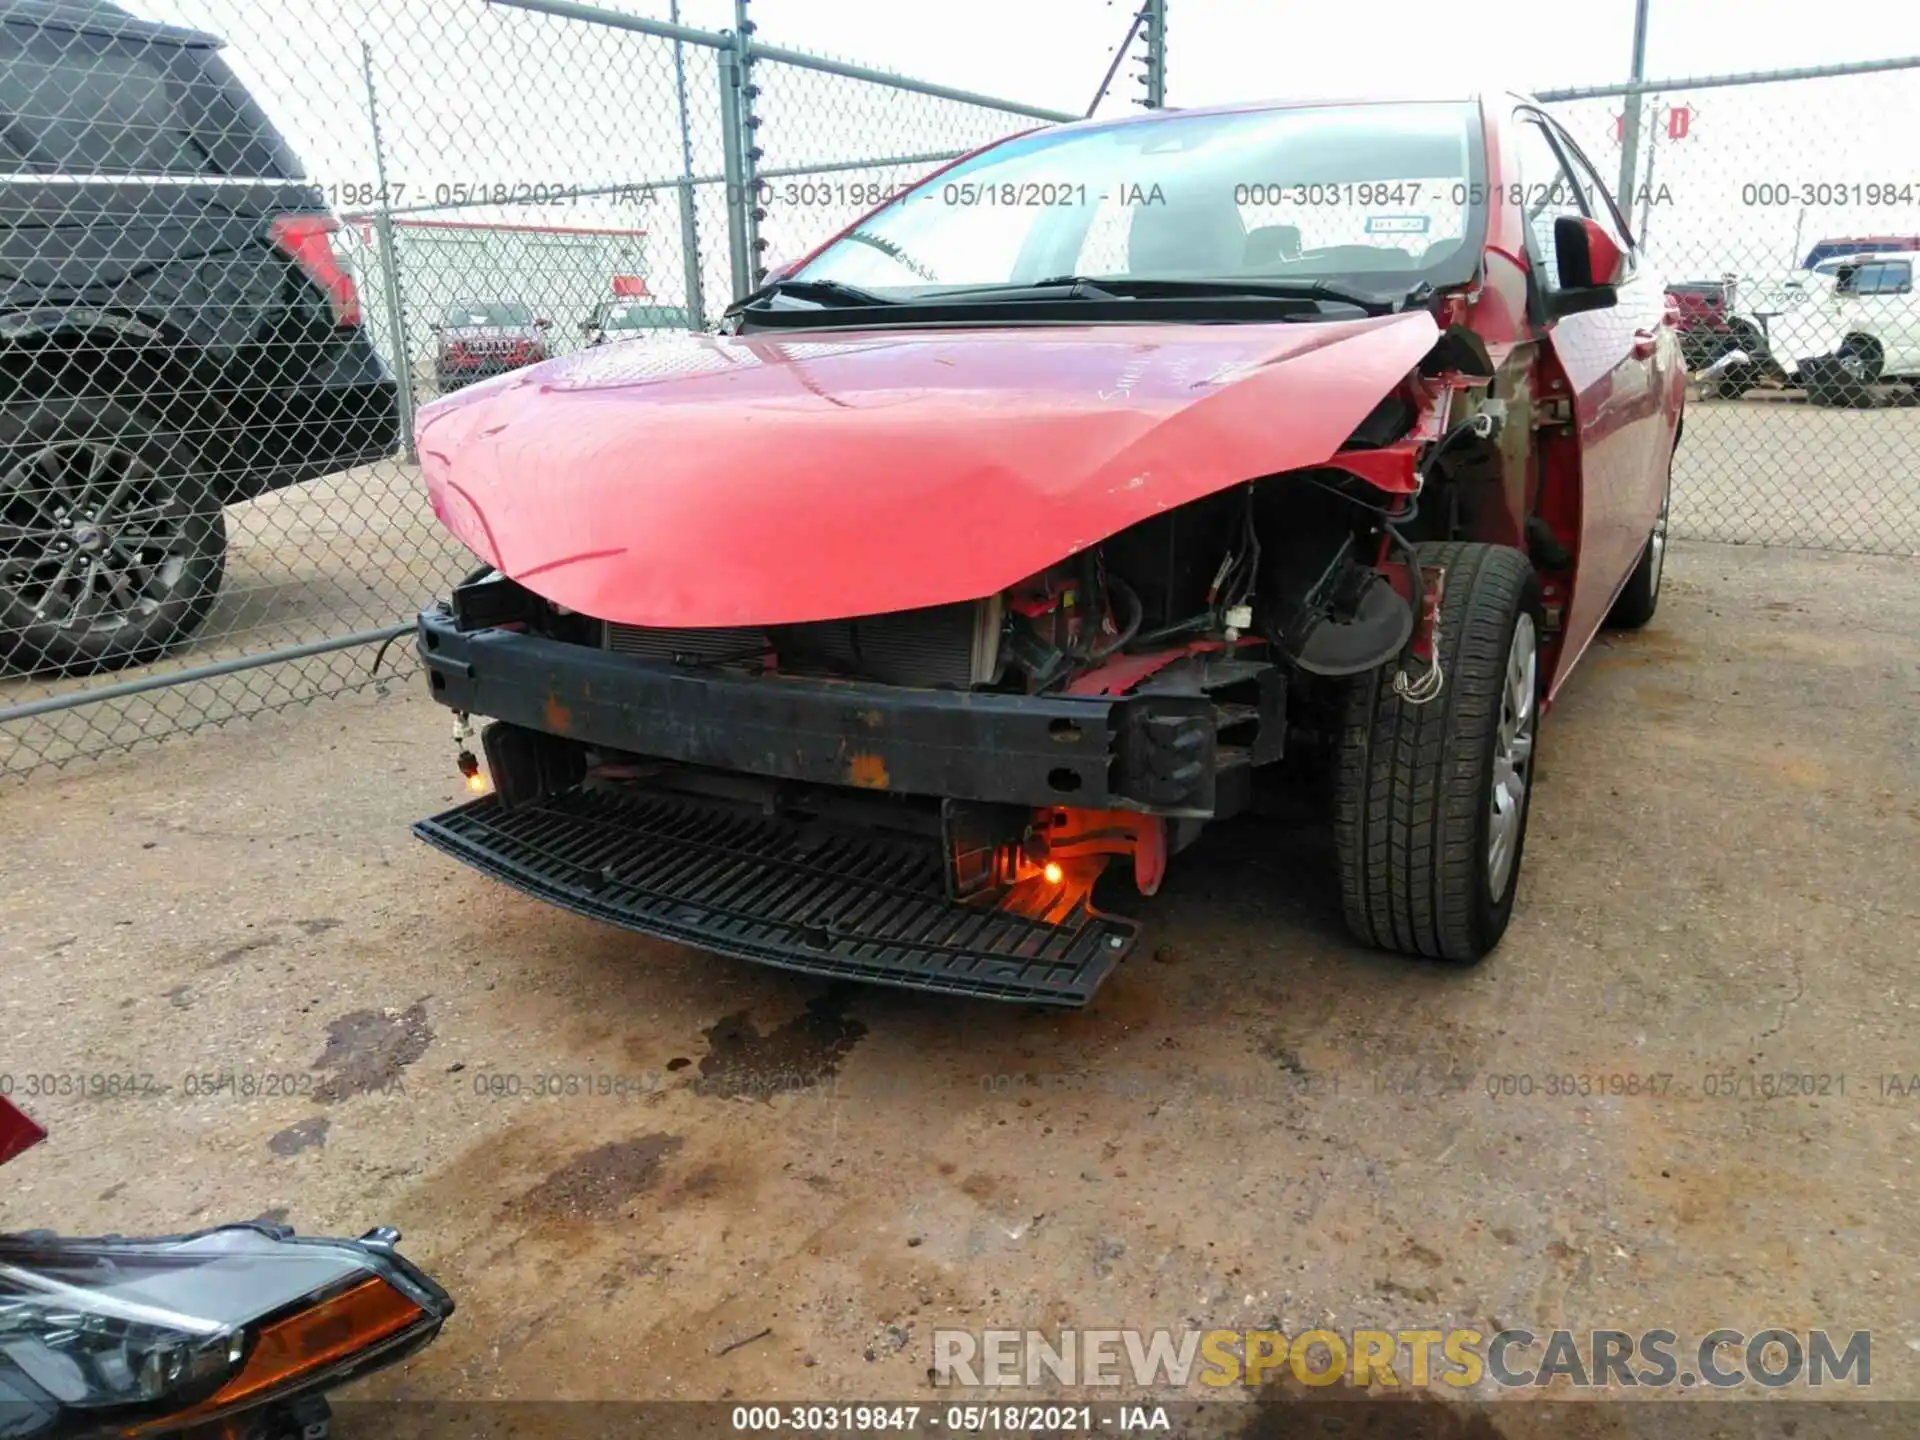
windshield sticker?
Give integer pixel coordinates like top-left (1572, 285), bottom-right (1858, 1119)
top-left (1366, 215), bottom-right (1430, 235)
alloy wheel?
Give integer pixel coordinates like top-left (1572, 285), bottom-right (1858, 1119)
top-left (0, 440), bottom-right (194, 641)
top-left (1647, 478), bottom-right (1670, 599)
top-left (1487, 612), bottom-right (1538, 902)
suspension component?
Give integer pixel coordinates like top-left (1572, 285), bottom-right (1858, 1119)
top-left (1028, 807), bottom-right (1169, 896)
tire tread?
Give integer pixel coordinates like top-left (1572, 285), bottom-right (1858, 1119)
top-left (1333, 541), bottom-right (1537, 963)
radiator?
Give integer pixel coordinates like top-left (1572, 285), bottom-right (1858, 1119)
top-left (604, 595), bottom-right (1003, 689)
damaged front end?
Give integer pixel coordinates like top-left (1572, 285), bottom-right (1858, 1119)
top-left (410, 314), bottom-right (1526, 1005)
top-left (412, 576), bottom-right (1222, 1005)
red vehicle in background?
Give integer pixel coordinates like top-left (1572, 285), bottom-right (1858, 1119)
top-left (429, 299), bottom-right (552, 393)
top-left (1665, 276), bottom-right (1766, 372)
top-left (405, 92), bottom-right (1685, 1007)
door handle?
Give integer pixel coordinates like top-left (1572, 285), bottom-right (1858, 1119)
top-left (1633, 330), bottom-right (1659, 358)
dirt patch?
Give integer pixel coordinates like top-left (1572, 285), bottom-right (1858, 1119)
top-left (694, 986), bottom-right (867, 1101)
top-left (267, 1116), bottom-right (329, 1156)
top-left (204, 935), bottom-right (279, 969)
top-left (504, 1133), bottom-right (685, 1221)
top-left (1238, 1390), bottom-right (1512, 1440)
top-left (311, 1001), bottom-right (433, 1102)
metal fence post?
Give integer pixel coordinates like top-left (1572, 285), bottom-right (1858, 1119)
top-left (668, 0), bottom-right (705, 325)
top-left (1634, 91), bottom-right (1660, 248)
top-left (677, 181), bottom-right (706, 327)
top-left (359, 41), bottom-right (416, 463)
top-left (716, 49), bottom-right (753, 302)
top-left (733, 0), bottom-right (766, 289)
top-left (369, 213), bottom-right (414, 460)
top-left (1140, 0), bottom-right (1166, 108)
top-left (1614, 0), bottom-right (1651, 215)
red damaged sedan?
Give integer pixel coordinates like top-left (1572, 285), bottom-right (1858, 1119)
top-left (407, 94), bottom-right (1684, 1006)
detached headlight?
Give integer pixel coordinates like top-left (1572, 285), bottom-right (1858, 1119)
top-left (0, 1222), bottom-right (451, 1437)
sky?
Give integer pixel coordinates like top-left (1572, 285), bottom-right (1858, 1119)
top-left (129, 0), bottom-right (1920, 306)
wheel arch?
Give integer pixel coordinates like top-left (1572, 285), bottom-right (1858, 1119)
top-left (1, 314), bottom-right (239, 501)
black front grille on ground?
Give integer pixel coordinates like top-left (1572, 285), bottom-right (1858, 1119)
top-left (414, 786), bottom-right (1137, 1006)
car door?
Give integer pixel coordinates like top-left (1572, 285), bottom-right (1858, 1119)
top-left (1512, 108), bottom-right (1669, 667)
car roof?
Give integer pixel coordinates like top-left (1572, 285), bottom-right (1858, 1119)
top-left (1035, 91), bottom-right (1497, 138)
top-left (0, 0), bottom-right (220, 47)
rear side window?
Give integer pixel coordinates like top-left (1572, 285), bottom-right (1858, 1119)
top-left (1838, 262), bottom-right (1912, 296)
top-left (0, 21), bottom-right (302, 176)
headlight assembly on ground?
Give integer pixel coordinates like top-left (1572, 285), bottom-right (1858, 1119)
top-left (0, 1221), bottom-right (452, 1437)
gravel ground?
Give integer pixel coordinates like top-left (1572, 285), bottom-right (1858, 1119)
top-left (3, 540), bottom-right (1918, 1428)
top-left (1673, 391), bottom-right (1920, 556)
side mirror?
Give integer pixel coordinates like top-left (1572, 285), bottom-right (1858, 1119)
top-left (1548, 216), bottom-right (1623, 316)
top-left (427, 321), bottom-right (442, 332)
top-left (535, 316), bottom-right (551, 328)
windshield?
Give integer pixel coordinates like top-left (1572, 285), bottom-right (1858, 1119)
top-left (790, 101), bottom-right (1485, 302)
top-left (0, 23), bottom-right (302, 178)
top-left (447, 302), bottom-right (534, 326)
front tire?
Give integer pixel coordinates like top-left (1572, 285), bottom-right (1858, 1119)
top-left (1333, 542), bottom-right (1543, 963)
top-left (1806, 337), bottom-right (1881, 407)
top-left (0, 395), bottom-right (226, 675)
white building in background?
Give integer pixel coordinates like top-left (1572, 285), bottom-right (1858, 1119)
top-left (335, 216), bottom-right (656, 382)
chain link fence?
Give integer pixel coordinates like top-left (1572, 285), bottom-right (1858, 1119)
top-left (1539, 61), bottom-right (1920, 559)
top-left (0, 0), bottom-right (1120, 777)
top-left (3, 0), bottom-right (1916, 780)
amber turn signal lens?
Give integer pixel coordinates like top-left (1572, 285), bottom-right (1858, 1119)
top-left (130, 1277), bottom-right (424, 1433)
top-left (465, 771), bottom-right (488, 794)
top-left (1042, 861), bottom-right (1064, 884)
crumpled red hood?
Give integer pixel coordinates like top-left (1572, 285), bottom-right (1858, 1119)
top-left (414, 313), bottom-right (1440, 627)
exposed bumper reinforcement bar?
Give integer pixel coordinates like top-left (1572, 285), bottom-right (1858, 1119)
top-left (416, 606), bottom-right (1219, 816)
top-left (414, 785), bottom-right (1140, 1006)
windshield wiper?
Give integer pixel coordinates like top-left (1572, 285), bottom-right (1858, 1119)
top-left (998, 274), bottom-right (1403, 316)
top-left (725, 277), bottom-right (897, 316)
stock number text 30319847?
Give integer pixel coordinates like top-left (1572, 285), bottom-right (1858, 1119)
top-left (1741, 181), bottom-right (1919, 207)
top-left (321, 181), bottom-right (659, 209)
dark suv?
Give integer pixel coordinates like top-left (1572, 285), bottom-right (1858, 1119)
top-left (1, 0), bottom-right (401, 674)
top-left (430, 300), bottom-right (551, 392)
